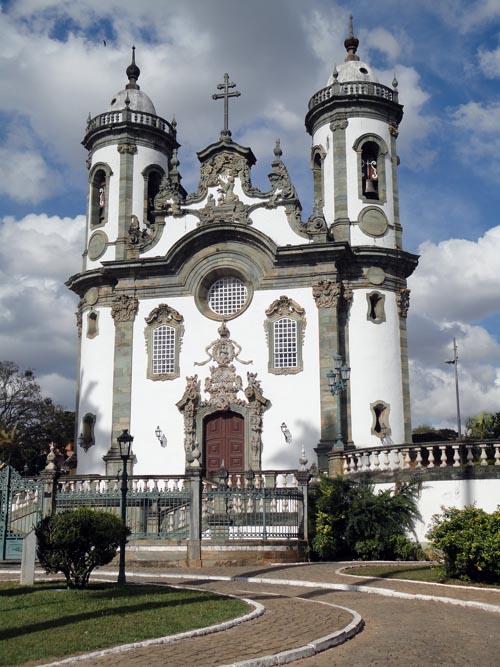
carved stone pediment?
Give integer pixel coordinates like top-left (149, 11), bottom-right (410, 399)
top-left (265, 295), bottom-right (305, 319)
top-left (145, 303), bottom-right (183, 326)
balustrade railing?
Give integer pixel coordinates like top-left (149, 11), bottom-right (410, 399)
top-left (333, 441), bottom-right (500, 476)
top-left (85, 110), bottom-right (174, 136)
top-left (308, 80), bottom-right (397, 110)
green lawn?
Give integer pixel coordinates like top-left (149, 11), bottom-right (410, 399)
top-left (344, 564), bottom-right (500, 588)
top-left (0, 582), bottom-right (249, 666)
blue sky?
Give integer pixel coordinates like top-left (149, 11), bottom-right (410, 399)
top-left (0, 0), bottom-right (499, 427)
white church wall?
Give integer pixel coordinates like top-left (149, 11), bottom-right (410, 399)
top-left (348, 288), bottom-right (404, 446)
top-left (250, 207), bottom-right (310, 246)
top-left (345, 118), bottom-right (395, 249)
top-left (86, 145), bottom-right (121, 268)
top-left (77, 307), bottom-right (115, 474)
top-left (140, 213), bottom-right (200, 258)
top-left (374, 479), bottom-right (499, 542)
top-left (129, 287), bottom-right (320, 475)
top-left (132, 145), bottom-right (170, 225)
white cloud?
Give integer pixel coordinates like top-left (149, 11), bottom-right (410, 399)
top-left (451, 101), bottom-right (500, 179)
top-left (408, 227), bottom-right (500, 427)
top-left (478, 45), bottom-right (500, 78)
top-left (0, 147), bottom-right (57, 203)
top-left (0, 213), bottom-right (85, 407)
top-left (421, 0), bottom-right (500, 32)
top-left (363, 27), bottom-right (402, 63)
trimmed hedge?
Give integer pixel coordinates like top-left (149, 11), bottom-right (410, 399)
top-left (36, 508), bottom-right (130, 588)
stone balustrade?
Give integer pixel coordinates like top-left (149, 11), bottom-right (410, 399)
top-left (57, 474), bottom-right (189, 494)
top-left (308, 80), bottom-right (397, 110)
top-left (85, 109), bottom-right (175, 137)
top-left (332, 441), bottom-right (500, 477)
top-left (219, 470), bottom-right (302, 490)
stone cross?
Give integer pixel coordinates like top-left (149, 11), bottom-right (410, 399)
top-left (212, 73), bottom-right (240, 139)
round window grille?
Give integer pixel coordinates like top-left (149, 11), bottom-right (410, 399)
top-left (208, 277), bottom-right (248, 316)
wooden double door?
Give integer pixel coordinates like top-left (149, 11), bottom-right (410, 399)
top-left (203, 411), bottom-right (244, 478)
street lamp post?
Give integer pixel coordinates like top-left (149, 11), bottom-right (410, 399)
top-left (326, 354), bottom-right (351, 450)
top-left (117, 429), bottom-right (133, 585)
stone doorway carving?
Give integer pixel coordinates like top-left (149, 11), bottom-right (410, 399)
top-left (203, 411), bottom-right (244, 477)
top-left (177, 322), bottom-right (270, 474)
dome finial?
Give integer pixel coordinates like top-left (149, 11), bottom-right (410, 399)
top-left (344, 14), bottom-right (360, 62)
top-left (126, 45), bottom-right (141, 90)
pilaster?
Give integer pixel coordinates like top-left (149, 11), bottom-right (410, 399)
top-left (104, 292), bottom-right (138, 475)
top-left (389, 124), bottom-right (403, 249)
top-left (330, 119), bottom-right (350, 242)
top-left (397, 287), bottom-right (412, 442)
top-left (116, 142), bottom-right (136, 261)
top-left (313, 279), bottom-right (341, 471)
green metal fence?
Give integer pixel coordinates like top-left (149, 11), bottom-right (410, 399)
top-left (0, 465), bottom-right (43, 560)
top-left (55, 476), bottom-right (191, 540)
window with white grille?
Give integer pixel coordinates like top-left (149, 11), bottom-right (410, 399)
top-left (152, 325), bottom-right (175, 374)
top-left (273, 317), bottom-right (298, 368)
top-left (208, 277), bottom-right (248, 316)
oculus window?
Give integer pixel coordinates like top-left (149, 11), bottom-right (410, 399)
top-left (208, 277), bottom-right (248, 317)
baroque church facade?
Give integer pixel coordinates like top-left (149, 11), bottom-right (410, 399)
top-left (69, 23), bottom-right (417, 477)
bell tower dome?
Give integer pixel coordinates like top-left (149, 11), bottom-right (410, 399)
top-left (82, 48), bottom-right (179, 268)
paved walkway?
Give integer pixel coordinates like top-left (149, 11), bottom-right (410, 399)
top-left (4, 563), bottom-right (500, 666)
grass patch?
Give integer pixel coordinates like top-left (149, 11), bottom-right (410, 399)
top-left (0, 581), bottom-right (249, 666)
top-left (344, 564), bottom-right (500, 587)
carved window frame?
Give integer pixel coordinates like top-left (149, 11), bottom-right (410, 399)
top-left (353, 134), bottom-right (388, 205)
top-left (144, 304), bottom-right (184, 381)
top-left (366, 291), bottom-right (386, 324)
top-left (264, 296), bottom-right (306, 375)
top-left (86, 309), bottom-right (99, 338)
top-left (142, 164), bottom-right (166, 225)
top-left (311, 145), bottom-right (326, 209)
top-left (370, 400), bottom-right (391, 439)
top-left (89, 162), bottom-right (113, 228)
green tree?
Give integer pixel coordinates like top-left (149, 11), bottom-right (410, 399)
top-left (36, 509), bottom-right (130, 589)
top-left (465, 411), bottom-right (500, 439)
top-left (311, 476), bottom-right (423, 561)
top-left (0, 361), bottom-right (74, 473)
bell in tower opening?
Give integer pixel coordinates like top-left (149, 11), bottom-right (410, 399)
top-left (361, 141), bottom-right (379, 199)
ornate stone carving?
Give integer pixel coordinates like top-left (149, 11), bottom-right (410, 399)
top-left (111, 294), bottom-right (139, 322)
top-left (312, 280), bottom-right (341, 308)
top-left (195, 321), bottom-right (252, 368)
top-left (397, 288), bottom-right (411, 318)
top-left (195, 151), bottom-right (253, 199)
top-left (389, 121), bottom-right (399, 138)
top-left (342, 282), bottom-right (354, 307)
top-left (265, 295), bottom-right (305, 319)
top-left (331, 119), bottom-right (348, 132)
top-left (305, 209), bottom-right (328, 240)
top-left (154, 152), bottom-right (186, 216)
top-left (267, 141), bottom-right (297, 201)
top-left (195, 175), bottom-right (250, 225)
top-left (128, 214), bottom-right (154, 249)
top-left (176, 375), bottom-right (201, 455)
top-left (145, 303), bottom-right (183, 327)
top-left (117, 143), bottom-right (137, 154)
top-left (245, 372), bottom-right (270, 455)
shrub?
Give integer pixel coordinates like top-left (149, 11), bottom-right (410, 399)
top-left (310, 476), bottom-right (422, 561)
top-left (427, 506), bottom-right (500, 583)
top-left (35, 508), bottom-right (130, 589)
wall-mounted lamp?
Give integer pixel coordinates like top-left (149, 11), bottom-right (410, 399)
top-left (155, 426), bottom-right (167, 448)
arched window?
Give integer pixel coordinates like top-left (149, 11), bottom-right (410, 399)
top-left (143, 165), bottom-right (165, 225)
top-left (366, 291), bottom-right (386, 324)
top-left (264, 296), bottom-right (306, 375)
top-left (89, 163), bottom-right (112, 227)
top-left (311, 145), bottom-right (326, 209)
top-left (86, 309), bottom-right (99, 338)
top-left (145, 303), bottom-right (184, 381)
top-left (353, 134), bottom-right (388, 204)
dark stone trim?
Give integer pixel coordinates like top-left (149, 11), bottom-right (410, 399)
top-left (390, 132), bottom-right (402, 249)
top-left (399, 301), bottom-right (413, 442)
top-left (330, 119), bottom-right (349, 241)
top-left (116, 146), bottom-right (135, 261)
top-left (305, 96), bottom-right (403, 137)
top-left (337, 466), bottom-right (500, 484)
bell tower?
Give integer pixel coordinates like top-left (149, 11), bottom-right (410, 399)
top-left (82, 48), bottom-right (179, 269)
top-left (306, 17), bottom-right (416, 457)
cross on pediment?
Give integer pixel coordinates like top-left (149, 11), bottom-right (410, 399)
top-left (212, 73), bottom-right (241, 140)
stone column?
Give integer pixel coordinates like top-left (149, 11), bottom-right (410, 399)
top-left (116, 141), bottom-right (136, 261)
top-left (313, 280), bottom-right (341, 471)
top-left (104, 293), bottom-right (139, 475)
top-left (295, 470), bottom-right (311, 545)
top-left (389, 123), bottom-right (403, 249)
top-left (397, 288), bottom-right (412, 443)
top-left (330, 118), bottom-right (350, 242)
top-left (187, 467), bottom-right (203, 567)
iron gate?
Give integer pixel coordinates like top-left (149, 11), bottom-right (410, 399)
top-left (0, 465), bottom-right (43, 560)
